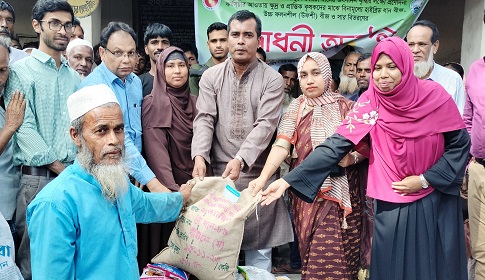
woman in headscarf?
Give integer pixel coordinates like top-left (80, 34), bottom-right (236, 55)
top-left (256, 37), bottom-right (469, 280)
top-left (137, 46), bottom-right (197, 269)
top-left (249, 52), bottom-right (368, 279)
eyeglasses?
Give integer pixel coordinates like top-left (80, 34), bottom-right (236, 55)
top-left (39, 20), bottom-right (73, 32)
top-left (104, 47), bottom-right (137, 59)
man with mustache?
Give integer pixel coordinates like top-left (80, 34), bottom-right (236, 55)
top-left (350, 53), bottom-right (371, 101)
top-left (338, 52), bottom-right (360, 99)
top-left (191, 10), bottom-right (293, 271)
top-left (139, 22), bottom-right (172, 97)
top-left (189, 22), bottom-right (229, 96)
top-left (406, 20), bottom-right (465, 115)
top-left (4, 1), bottom-right (81, 279)
top-left (0, 1), bottom-right (27, 63)
top-left (79, 22), bottom-right (171, 194)
top-left (27, 84), bottom-right (193, 279)
top-left (66, 38), bottom-right (93, 79)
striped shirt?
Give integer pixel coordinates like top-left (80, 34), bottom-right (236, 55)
top-left (5, 49), bottom-right (80, 166)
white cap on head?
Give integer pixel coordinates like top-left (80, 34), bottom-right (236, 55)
top-left (67, 84), bottom-right (119, 123)
top-left (66, 38), bottom-right (93, 55)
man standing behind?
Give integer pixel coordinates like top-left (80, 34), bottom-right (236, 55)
top-left (139, 23), bottom-right (172, 97)
top-left (406, 20), bottom-right (465, 114)
top-left (5, 1), bottom-right (80, 278)
top-left (338, 52), bottom-right (360, 99)
top-left (465, 57), bottom-right (485, 280)
top-left (204, 22), bottom-right (228, 67)
top-left (0, 1), bottom-right (27, 63)
top-left (277, 63), bottom-right (297, 113)
top-left (191, 10), bottom-right (292, 271)
top-left (0, 37), bottom-right (24, 236)
top-left (66, 38), bottom-right (93, 79)
top-left (27, 85), bottom-right (193, 279)
top-left (350, 53), bottom-right (371, 101)
top-left (79, 22), bottom-right (169, 193)
top-left (190, 22), bottom-right (229, 96)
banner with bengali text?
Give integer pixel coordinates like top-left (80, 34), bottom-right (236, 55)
top-left (194, 0), bottom-right (428, 62)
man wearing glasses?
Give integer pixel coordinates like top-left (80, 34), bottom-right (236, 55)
top-left (0, 1), bottom-right (27, 63)
top-left (4, 1), bottom-right (80, 279)
top-left (406, 20), bottom-right (465, 115)
top-left (79, 22), bottom-right (171, 194)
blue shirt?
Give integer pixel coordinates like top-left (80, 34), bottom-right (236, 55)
top-left (79, 63), bottom-right (155, 184)
top-left (26, 159), bottom-right (183, 280)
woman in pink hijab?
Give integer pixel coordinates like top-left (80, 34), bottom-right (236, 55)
top-left (255, 37), bottom-right (469, 280)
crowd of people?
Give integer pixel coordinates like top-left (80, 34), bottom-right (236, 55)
top-left (0, 0), bottom-right (483, 280)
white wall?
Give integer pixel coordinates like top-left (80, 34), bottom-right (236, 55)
top-left (461, 0), bottom-right (485, 73)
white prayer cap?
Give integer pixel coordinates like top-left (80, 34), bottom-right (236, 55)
top-left (67, 84), bottom-right (119, 123)
top-left (66, 38), bottom-right (93, 55)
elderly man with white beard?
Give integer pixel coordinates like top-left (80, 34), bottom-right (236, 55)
top-left (26, 84), bottom-right (193, 280)
top-left (406, 20), bottom-right (465, 115)
top-left (66, 38), bottom-right (93, 79)
top-left (338, 51), bottom-right (360, 99)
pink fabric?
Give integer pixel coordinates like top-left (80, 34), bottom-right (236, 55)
top-left (336, 37), bottom-right (465, 203)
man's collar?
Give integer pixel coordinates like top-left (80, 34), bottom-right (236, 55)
top-left (230, 57), bottom-right (259, 77)
top-left (98, 62), bottom-right (134, 84)
top-left (30, 48), bottom-right (69, 67)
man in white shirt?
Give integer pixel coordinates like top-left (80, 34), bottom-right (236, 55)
top-left (406, 20), bottom-right (465, 115)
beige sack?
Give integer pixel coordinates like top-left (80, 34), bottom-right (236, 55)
top-left (152, 177), bottom-right (261, 280)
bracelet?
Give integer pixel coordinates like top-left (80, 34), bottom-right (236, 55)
top-left (352, 153), bottom-right (358, 165)
top-left (265, 163), bottom-right (278, 170)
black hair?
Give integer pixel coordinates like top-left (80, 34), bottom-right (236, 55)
top-left (23, 41), bottom-right (39, 49)
top-left (227, 10), bottom-right (262, 38)
top-left (357, 53), bottom-right (372, 64)
top-left (278, 63), bottom-right (297, 75)
top-left (100, 21), bottom-right (137, 48)
top-left (143, 23), bottom-right (173, 46)
top-left (409, 20), bottom-right (439, 43)
top-left (0, 1), bottom-right (14, 22)
top-left (32, 0), bottom-right (74, 22)
top-left (177, 42), bottom-right (198, 60)
top-left (443, 62), bottom-right (464, 79)
top-left (93, 42), bottom-right (101, 65)
top-left (206, 22), bottom-right (227, 38)
top-left (73, 17), bottom-right (84, 33)
top-left (256, 47), bottom-right (266, 62)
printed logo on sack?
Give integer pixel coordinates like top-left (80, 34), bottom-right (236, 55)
top-left (202, 0), bottom-right (220, 11)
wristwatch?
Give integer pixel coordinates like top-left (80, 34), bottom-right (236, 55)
top-left (235, 155), bottom-right (245, 169)
top-left (419, 174), bottom-right (429, 189)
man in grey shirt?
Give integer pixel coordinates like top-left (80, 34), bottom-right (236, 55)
top-left (0, 37), bottom-right (24, 231)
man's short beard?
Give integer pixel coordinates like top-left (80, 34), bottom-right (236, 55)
top-left (338, 74), bottom-right (359, 94)
top-left (414, 51), bottom-right (434, 78)
top-left (77, 138), bottom-right (129, 202)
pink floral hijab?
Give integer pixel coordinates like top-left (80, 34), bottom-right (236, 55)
top-left (336, 37), bottom-right (465, 203)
